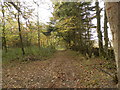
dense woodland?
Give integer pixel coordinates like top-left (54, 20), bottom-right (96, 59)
top-left (1, 0), bottom-right (120, 88)
top-left (1, 1), bottom-right (115, 61)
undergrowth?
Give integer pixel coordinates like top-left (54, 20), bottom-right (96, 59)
top-left (2, 46), bottom-right (56, 65)
top-left (68, 50), bottom-right (116, 70)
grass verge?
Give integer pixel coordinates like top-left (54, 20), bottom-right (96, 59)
top-left (2, 46), bottom-right (56, 65)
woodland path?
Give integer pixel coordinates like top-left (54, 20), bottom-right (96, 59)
top-left (2, 50), bottom-right (117, 88)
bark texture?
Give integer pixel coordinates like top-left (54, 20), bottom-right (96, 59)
top-left (104, 10), bottom-right (109, 58)
top-left (17, 8), bottom-right (25, 55)
top-left (2, 4), bottom-right (7, 53)
top-left (96, 1), bottom-right (104, 56)
top-left (105, 2), bottom-right (120, 88)
top-left (37, 4), bottom-right (40, 49)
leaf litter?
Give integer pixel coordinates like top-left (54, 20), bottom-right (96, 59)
top-left (2, 50), bottom-right (117, 88)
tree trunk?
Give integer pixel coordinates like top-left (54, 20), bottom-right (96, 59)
top-left (104, 9), bottom-right (109, 58)
top-left (37, 4), bottom-right (40, 49)
top-left (27, 20), bottom-right (32, 46)
top-left (2, 4), bottom-right (7, 53)
top-left (95, 1), bottom-right (104, 56)
top-left (17, 9), bottom-right (25, 55)
top-left (33, 1), bottom-right (41, 48)
top-left (37, 21), bottom-right (40, 49)
top-left (105, 2), bottom-right (120, 88)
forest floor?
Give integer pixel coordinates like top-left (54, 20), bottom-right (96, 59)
top-left (2, 50), bottom-right (117, 88)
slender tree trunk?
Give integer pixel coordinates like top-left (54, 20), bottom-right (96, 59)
top-left (38, 23), bottom-right (40, 48)
top-left (2, 4), bottom-right (7, 53)
top-left (33, 1), bottom-right (40, 48)
top-left (95, 1), bottom-right (104, 56)
top-left (17, 10), bottom-right (25, 55)
top-left (27, 20), bottom-right (32, 46)
top-left (105, 2), bottom-right (120, 88)
top-left (37, 4), bottom-right (40, 49)
top-left (104, 9), bottom-right (109, 58)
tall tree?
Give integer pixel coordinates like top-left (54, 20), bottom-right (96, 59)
top-left (33, 1), bottom-right (41, 48)
top-left (105, 2), bottom-right (120, 88)
top-left (104, 9), bottom-right (109, 58)
top-left (51, 2), bottom-right (95, 56)
top-left (95, 1), bottom-right (104, 56)
top-left (1, 3), bottom-right (7, 53)
top-left (7, 2), bottom-right (26, 54)
top-left (17, 2), bottom-right (25, 55)
top-left (37, 4), bottom-right (40, 49)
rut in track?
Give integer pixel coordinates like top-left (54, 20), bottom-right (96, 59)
top-left (2, 50), bottom-right (116, 88)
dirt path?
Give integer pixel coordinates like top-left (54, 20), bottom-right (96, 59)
top-left (2, 50), bottom-right (117, 88)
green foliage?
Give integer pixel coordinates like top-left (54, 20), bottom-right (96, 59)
top-left (51, 2), bottom-right (95, 57)
top-left (2, 46), bottom-right (56, 64)
top-left (1, 1), bottom-right (114, 63)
